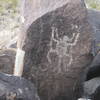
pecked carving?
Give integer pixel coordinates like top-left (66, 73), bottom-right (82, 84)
top-left (47, 25), bottom-right (80, 73)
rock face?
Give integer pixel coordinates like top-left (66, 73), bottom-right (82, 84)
top-left (0, 73), bottom-right (40, 100)
top-left (20, 0), bottom-right (93, 100)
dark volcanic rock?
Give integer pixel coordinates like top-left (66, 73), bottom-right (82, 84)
top-left (0, 49), bottom-right (16, 74)
top-left (85, 53), bottom-right (100, 81)
top-left (83, 77), bottom-right (100, 100)
top-left (0, 73), bottom-right (40, 100)
top-left (21, 0), bottom-right (93, 100)
top-left (93, 85), bottom-right (100, 100)
top-left (88, 9), bottom-right (100, 30)
top-left (88, 9), bottom-right (100, 56)
top-left (82, 9), bottom-right (100, 99)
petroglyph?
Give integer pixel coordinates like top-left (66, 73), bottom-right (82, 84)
top-left (47, 25), bottom-right (80, 73)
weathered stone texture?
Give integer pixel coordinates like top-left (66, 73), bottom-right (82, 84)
top-left (21, 0), bottom-right (93, 100)
top-left (0, 49), bottom-right (16, 74)
top-left (0, 73), bottom-right (40, 100)
top-left (88, 9), bottom-right (100, 56)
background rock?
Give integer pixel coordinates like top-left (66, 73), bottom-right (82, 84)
top-left (0, 49), bottom-right (16, 74)
top-left (87, 9), bottom-right (100, 56)
top-left (84, 77), bottom-right (100, 96)
top-left (0, 73), bottom-right (40, 100)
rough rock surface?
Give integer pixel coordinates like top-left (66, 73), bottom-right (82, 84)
top-left (80, 9), bottom-right (100, 100)
top-left (83, 77), bottom-right (100, 100)
top-left (88, 9), bottom-right (100, 30)
top-left (20, 0), bottom-right (93, 100)
top-left (84, 77), bottom-right (100, 96)
top-left (0, 73), bottom-right (40, 100)
top-left (0, 49), bottom-right (16, 74)
top-left (92, 86), bottom-right (100, 100)
top-left (88, 9), bottom-right (100, 56)
top-left (85, 53), bottom-right (100, 81)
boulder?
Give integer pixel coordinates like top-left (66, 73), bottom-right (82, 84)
top-left (87, 9), bottom-right (100, 56)
top-left (0, 49), bottom-right (16, 74)
top-left (20, 0), bottom-right (93, 100)
top-left (82, 9), bottom-right (100, 100)
top-left (84, 77), bottom-right (100, 96)
top-left (92, 86), bottom-right (100, 100)
top-left (88, 9), bottom-right (100, 30)
top-left (0, 73), bottom-right (40, 100)
top-left (83, 77), bottom-right (100, 100)
top-left (85, 52), bottom-right (100, 81)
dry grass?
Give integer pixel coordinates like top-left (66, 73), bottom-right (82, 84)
top-left (0, 0), bottom-right (20, 49)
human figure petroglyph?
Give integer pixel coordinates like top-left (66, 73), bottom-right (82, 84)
top-left (47, 25), bottom-right (80, 73)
